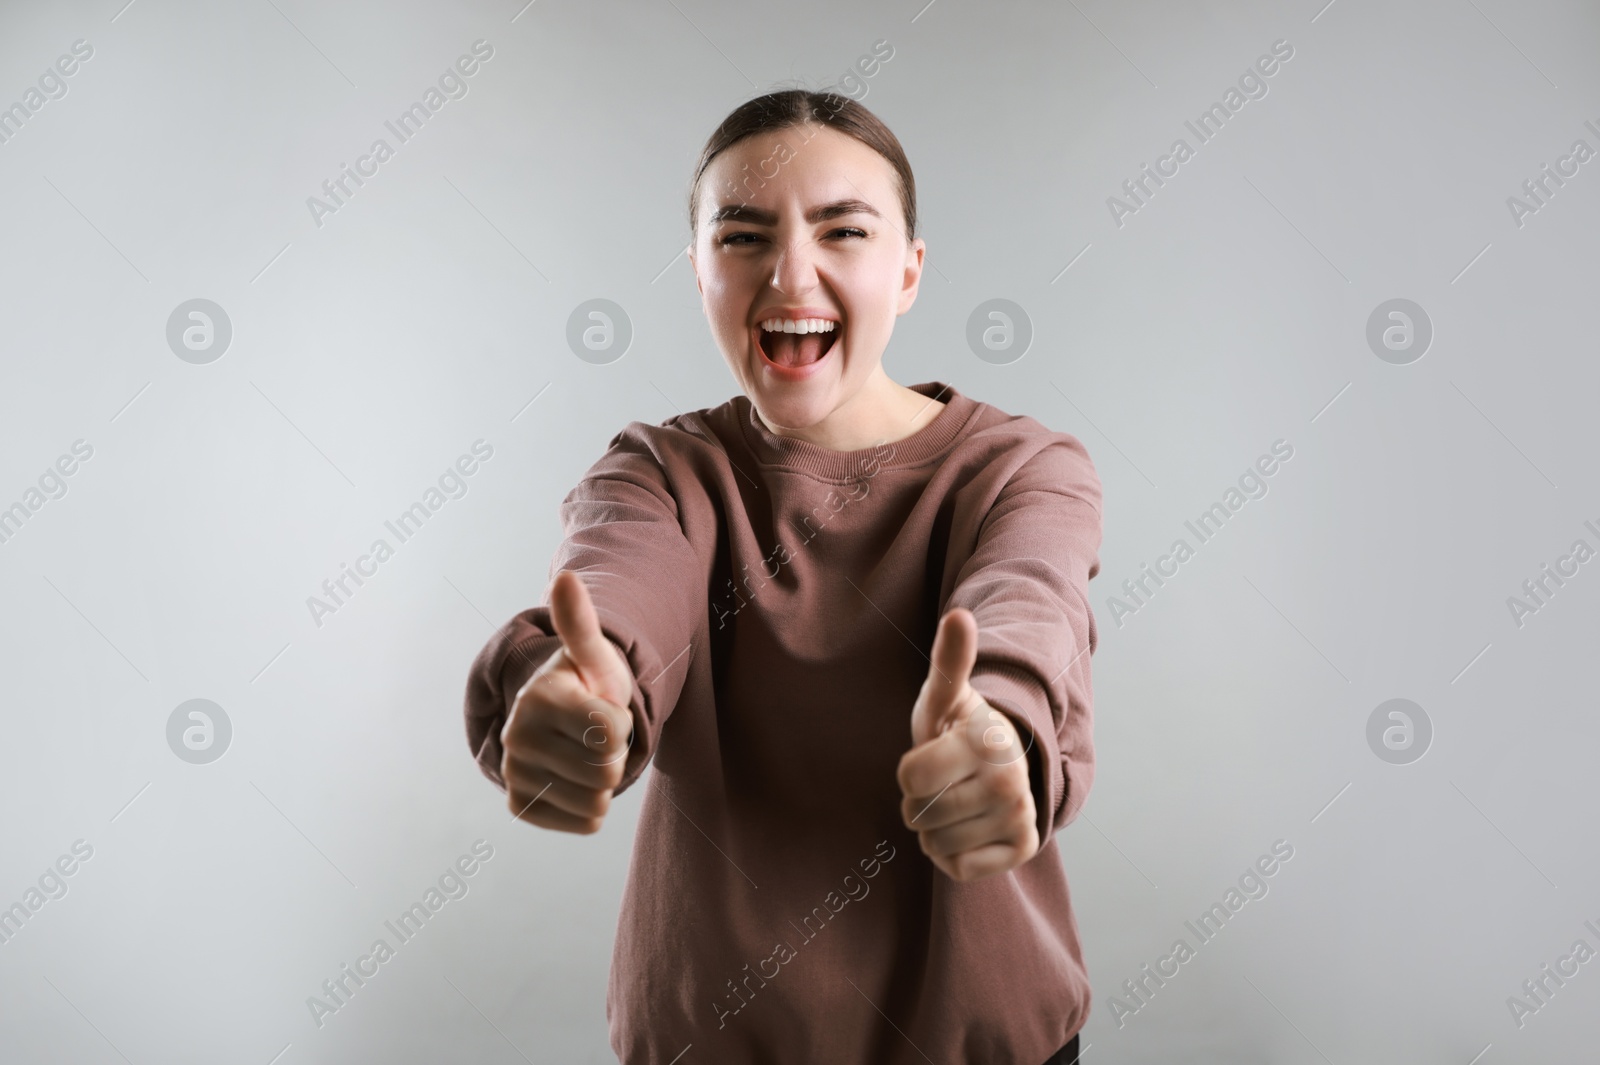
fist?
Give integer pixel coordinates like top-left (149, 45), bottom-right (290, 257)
top-left (501, 569), bottom-right (635, 834)
top-left (897, 607), bottom-right (1040, 882)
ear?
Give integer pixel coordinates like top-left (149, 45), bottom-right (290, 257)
top-left (687, 240), bottom-right (703, 298)
top-left (897, 236), bottom-right (925, 316)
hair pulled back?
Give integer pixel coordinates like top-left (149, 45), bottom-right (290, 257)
top-left (687, 89), bottom-right (917, 243)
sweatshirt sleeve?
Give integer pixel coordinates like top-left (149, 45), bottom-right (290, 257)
top-left (951, 434), bottom-right (1103, 850)
top-left (463, 424), bottom-right (706, 799)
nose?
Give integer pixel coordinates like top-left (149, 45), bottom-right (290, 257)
top-left (768, 234), bottom-right (821, 296)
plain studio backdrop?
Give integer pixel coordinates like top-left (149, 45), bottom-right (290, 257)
top-left (2, 0), bottom-right (1597, 1061)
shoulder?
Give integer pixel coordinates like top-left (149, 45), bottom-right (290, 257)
top-left (949, 397), bottom-right (1104, 565)
top-left (955, 397), bottom-right (1102, 507)
top-left (586, 393), bottom-right (749, 489)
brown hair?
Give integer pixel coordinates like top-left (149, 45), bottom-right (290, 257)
top-left (687, 89), bottom-right (918, 244)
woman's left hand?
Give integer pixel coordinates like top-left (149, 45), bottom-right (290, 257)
top-left (897, 607), bottom-right (1041, 883)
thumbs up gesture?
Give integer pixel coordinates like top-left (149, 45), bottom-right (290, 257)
top-left (896, 607), bottom-right (1041, 882)
top-left (501, 569), bottom-right (636, 834)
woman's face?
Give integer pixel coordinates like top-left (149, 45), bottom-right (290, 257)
top-left (688, 123), bottom-right (925, 437)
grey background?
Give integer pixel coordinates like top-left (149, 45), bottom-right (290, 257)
top-left (1, 0), bottom-right (1596, 1062)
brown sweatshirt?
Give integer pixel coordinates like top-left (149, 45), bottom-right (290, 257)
top-left (463, 380), bottom-right (1103, 1064)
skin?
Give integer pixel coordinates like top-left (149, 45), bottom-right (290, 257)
top-left (898, 607), bottom-right (1041, 883)
top-left (687, 122), bottom-right (944, 451)
top-left (501, 570), bottom-right (635, 835)
top-left (504, 120), bottom-right (1041, 883)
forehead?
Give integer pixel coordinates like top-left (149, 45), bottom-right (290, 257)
top-left (699, 124), bottom-right (896, 213)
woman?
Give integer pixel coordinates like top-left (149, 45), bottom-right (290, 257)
top-left (465, 89), bottom-right (1101, 1065)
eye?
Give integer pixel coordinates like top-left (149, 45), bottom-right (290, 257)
top-left (717, 228), bottom-right (868, 247)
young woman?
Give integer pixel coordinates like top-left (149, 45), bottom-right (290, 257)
top-left (465, 89), bottom-right (1101, 1065)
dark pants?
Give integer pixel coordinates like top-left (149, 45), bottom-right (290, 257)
top-left (1040, 1033), bottom-right (1079, 1065)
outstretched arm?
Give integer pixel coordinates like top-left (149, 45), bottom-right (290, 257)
top-left (464, 425), bottom-right (708, 802)
top-left (959, 436), bottom-right (1103, 849)
top-left (897, 434), bottom-right (1102, 879)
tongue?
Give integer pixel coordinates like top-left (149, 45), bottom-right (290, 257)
top-left (767, 330), bottom-right (830, 367)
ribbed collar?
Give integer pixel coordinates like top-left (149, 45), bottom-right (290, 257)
top-left (735, 381), bottom-right (981, 480)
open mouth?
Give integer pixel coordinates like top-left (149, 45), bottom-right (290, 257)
top-left (756, 320), bottom-right (840, 370)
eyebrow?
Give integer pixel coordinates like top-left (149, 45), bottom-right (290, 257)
top-left (707, 198), bottom-right (882, 226)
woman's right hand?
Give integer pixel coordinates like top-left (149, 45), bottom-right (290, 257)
top-left (501, 569), bottom-right (636, 834)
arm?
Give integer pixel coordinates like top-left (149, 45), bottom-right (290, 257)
top-left (952, 435), bottom-right (1103, 849)
top-left (464, 425), bottom-right (706, 798)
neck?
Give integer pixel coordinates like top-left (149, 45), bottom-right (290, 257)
top-left (757, 371), bottom-right (945, 451)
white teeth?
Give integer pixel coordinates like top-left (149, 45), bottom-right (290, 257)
top-left (759, 318), bottom-right (837, 334)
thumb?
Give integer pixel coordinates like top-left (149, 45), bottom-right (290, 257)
top-left (548, 570), bottom-right (629, 706)
top-left (911, 607), bottom-right (979, 746)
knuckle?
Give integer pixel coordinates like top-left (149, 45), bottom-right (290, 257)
top-left (598, 757), bottom-right (626, 788)
top-left (897, 754), bottom-right (925, 794)
top-left (986, 763), bottom-right (1022, 801)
